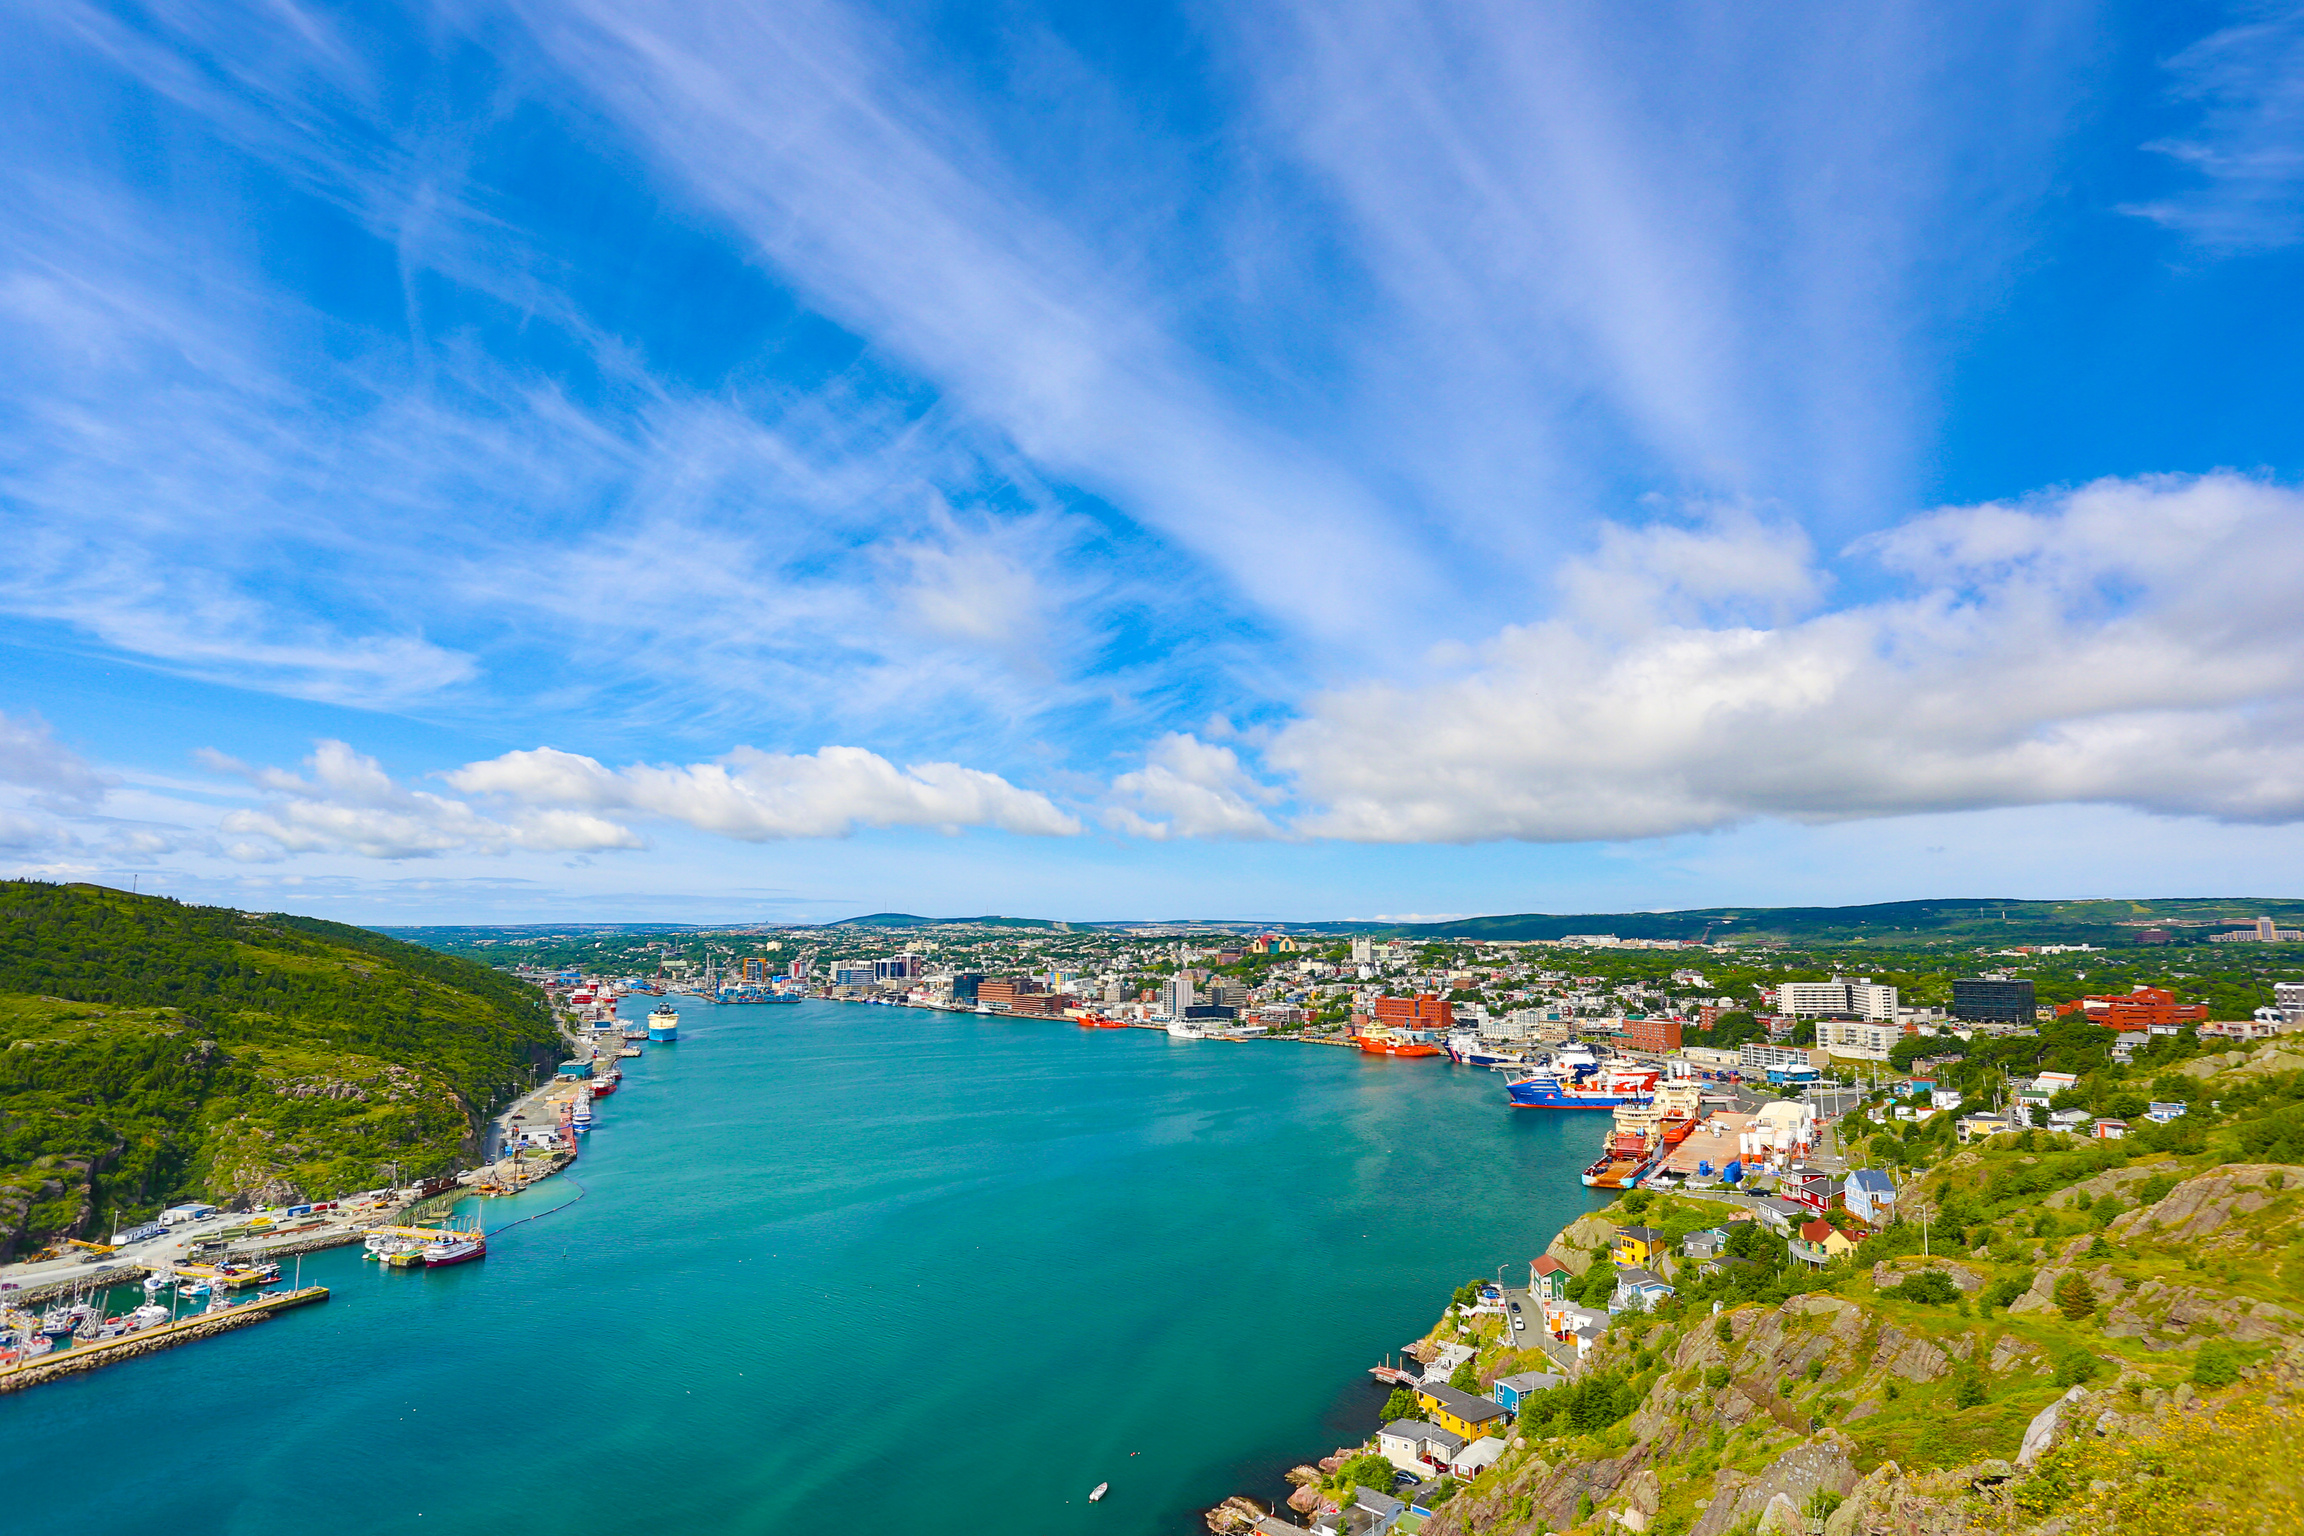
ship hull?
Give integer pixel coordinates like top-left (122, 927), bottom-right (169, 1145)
top-left (1507, 1081), bottom-right (1655, 1109)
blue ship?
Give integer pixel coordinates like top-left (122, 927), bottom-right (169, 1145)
top-left (1504, 1063), bottom-right (1659, 1110)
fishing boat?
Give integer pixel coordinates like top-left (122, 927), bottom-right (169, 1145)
top-left (1089, 1483), bottom-right (1108, 1502)
top-left (142, 1273), bottom-right (174, 1297)
top-left (572, 1092), bottom-right (595, 1131)
top-left (588, 1072), bottom-right (619, 1097)
top-left (647, 1005), bottom-right (679, 1042)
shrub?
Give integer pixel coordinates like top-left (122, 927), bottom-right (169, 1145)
top-left (1892, 1269), bottom-right (1961, 1305)
top-left (1383, 1386), bottom-right (1421, 1422)
top-left (1704, 1365), bottom-right (1731, 1389)
top-left (1449, 1359), bottom-right (1481, 1393)
top-left (1339, 1454), bottom-right (1394, 1494)
top-left (2054, 1273), bottom-right (2097, 1321)
top-left (1954, 1369), bottom-right (1989, 1407)
top-left (2054, 1348), bottom-right (2104, 1388)
top-left (1804, 1358), bottom-right (1825, 1382)
top-left (2193, 1340), bottom-right (2240, 1389)
top-left (1716, 1313), bottom-right (1735, 1344)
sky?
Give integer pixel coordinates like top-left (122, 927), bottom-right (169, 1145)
top-left (5, 0), bottom-right (2304, 925)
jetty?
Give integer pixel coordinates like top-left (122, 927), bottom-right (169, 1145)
top-left (0, 1286), bottom-right (329, 1394)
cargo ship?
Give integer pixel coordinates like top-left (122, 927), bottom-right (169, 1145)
top-left (647, 1005), bottom-right (679, 1042)
top-left (1505, 1058), bottom-right (1659, 1109)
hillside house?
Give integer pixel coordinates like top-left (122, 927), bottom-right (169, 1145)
top-left (1492, 1370), bottom-right (1564, 1413)
top-left (1610, 1266), bottom-right (1675, 1313)
top-left (1377, 1419), bottom-right (1463, 1475)
top-left (1842, 1169), bottom-right (1896, 1226)
top-left (1613, 1225), bottom-right (1664, 1268)
top-left (1681, 1227), bottom-right (1729, 1261)
top-left (1529, 1255), bottom-right (1572, 1302)
top-left (1414, 1380), bottom-right (1509, 1440)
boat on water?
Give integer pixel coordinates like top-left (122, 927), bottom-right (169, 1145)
top-left (716, 986), bottom-right (801, 1005)
top-left (572, 1092), bottom-right (595, 1130)
top-left (142, 1273), bottom-right (174, 1297)
top-left (622, 1026), bottom-right (648, 1041)
top-left (1505, 1055), bottom-right (1659, 1109)
top-left (588, 1072), bottom-right (619, 1097)
top-left (647, 1005), bottom-right (679, 1042)
top-left (423, 1234), bottom-right (485, 1267)
top-left (1351, 1026), bottom-right (1444, 1057)
top-left (1164, 1019), bottom-right (1206, 1038)
top-left (1076, 1014), bottom-right (1131, 1029)
top-left (1581, 1127), bottom-right (1659, 1188)
top-left (1443, 1032), bottom-right (1537, 1068)
top-left (1089, 1483), bottom-right (1108, 1503)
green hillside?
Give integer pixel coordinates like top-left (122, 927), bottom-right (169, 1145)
top-left (1379, 896), bottom-right (2304, 945)
top-left (0, 882), bottom-right (561, 1259)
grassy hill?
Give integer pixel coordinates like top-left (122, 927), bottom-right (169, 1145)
top-left (0, 882), bottom-right (561, 1258)
top-left (1277, 1039), bottom-right (2304, 1536)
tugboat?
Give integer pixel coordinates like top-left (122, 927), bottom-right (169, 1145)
top-left (647, 1004), bottom-right (679, 1042)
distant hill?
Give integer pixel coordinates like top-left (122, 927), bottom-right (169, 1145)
top-left (0, 882), bottom-right (560, 1258)
top-left (829, 913), bottom-right (1063, 929)
top-left (1369, 897), bottom-right (2304, 944)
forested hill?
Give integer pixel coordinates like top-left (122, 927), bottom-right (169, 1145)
top-left (0, 882), bottom-right (561, 1258)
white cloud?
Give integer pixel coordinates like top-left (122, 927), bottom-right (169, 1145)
top-left (1105, 733), bottom-right (1281, 840)
top-left (215, 740), bottom-right (645, 861)
top-left (1266, 473), bottom-right (2304, 841)
top-left (0, 710), bottom-right (110, 808)
top-left (2124, 4), bottom-right (2304, 250)
top-left (447, 744), bottom-right (1082, 839)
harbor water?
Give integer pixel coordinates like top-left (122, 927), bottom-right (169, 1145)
top-left (4, 998), bottom-right (1602, 1534)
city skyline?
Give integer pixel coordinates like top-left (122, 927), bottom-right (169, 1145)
top-left (6, 1), bottom-right (2304, 923)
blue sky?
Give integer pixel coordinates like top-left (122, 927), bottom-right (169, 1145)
top-left (6, 0), bottom-right (2304, 924)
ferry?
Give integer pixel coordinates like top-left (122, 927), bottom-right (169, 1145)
top-left (647, 1005), bottom-right (679, 1042)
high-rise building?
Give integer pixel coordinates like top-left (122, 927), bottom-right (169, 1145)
top-left (1951, 979), bottom-right (2035, 1024)
top-left (1160, 975), bottom-right (1197, 1016)
top-left (951, 973), bottom-right (984, 1004)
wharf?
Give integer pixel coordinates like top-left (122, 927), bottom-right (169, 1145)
top-left (0, 1285), bottom-right (328, 1394)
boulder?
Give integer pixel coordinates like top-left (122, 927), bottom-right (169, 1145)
top-left (1546, 1212), bottom-right (1620, 1275)
top-left (1623, 1468), bottom-right (1663, 1516)
top-left (1756, 1492), bottom-right (1805, 1535)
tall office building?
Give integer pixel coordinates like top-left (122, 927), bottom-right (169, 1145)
top-left (1951, 978), bottom-right (2035, 1024)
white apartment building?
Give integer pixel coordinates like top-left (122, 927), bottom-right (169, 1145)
top-left (1816, 1019), bottom-right (1907, 1061)
top-left (1160, 975), bottom-right (1197, 1016)
top-left (1774, 976), bottom-right (1898, 1020)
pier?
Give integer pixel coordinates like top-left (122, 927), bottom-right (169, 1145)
top-left (0, 1286), bottom-right (329, 1394)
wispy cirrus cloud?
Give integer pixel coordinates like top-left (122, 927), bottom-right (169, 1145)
top-left (2126, 3), bottom-right (2304, 250)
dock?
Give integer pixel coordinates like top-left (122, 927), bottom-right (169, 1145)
top-left (0, 1285), bottom-right (329, 1394)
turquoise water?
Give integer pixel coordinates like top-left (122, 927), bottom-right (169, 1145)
top-left (8, 999), bottom-right (1601, 1533)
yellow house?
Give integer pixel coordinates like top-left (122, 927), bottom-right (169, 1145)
top-left (1612, 1225), bottom-right (1664, 1268)
top-left (1414, 1381), bottom-right (1509, 1439)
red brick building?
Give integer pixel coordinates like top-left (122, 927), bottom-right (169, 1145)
top-left (2055, 985), bottom-right (2208, 1032)
top-left (1372, 994), bottom-right (1454, 1030)
top-left (1627, 1017), bottom-right (1683, 1053)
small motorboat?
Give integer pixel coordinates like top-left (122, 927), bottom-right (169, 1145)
top-left (1089, 1483), bottom-right (1108, 1503)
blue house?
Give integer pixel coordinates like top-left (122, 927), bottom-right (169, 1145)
top-left (1492, 1370), bottom-right (1565, 1414)
top-left (1842, 1168), bottom-right (1897, 1226)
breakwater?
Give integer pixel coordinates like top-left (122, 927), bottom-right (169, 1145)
top-left (0, 1286), bottom-right (329, 1394)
